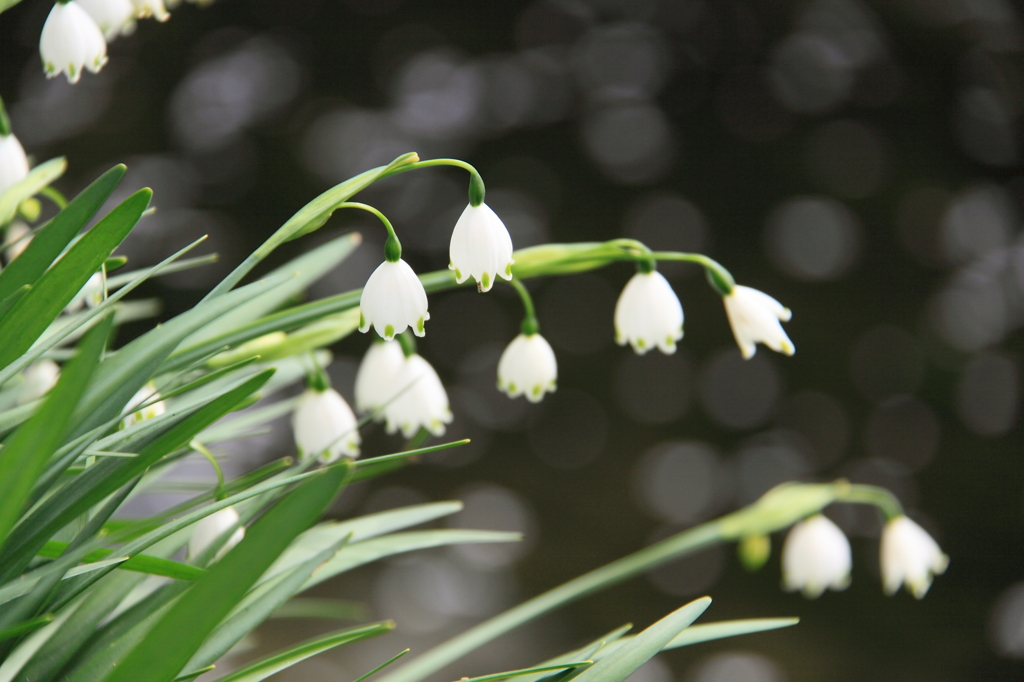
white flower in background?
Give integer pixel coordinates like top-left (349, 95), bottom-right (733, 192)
top-left (498, 333), bottom-right (557, 402)
top-left (18, 360), bottom-right (60, 405)
top-left (39, 1), bottom-right (108, 84)
top-left (291, 387), bottom-right (361, 463)
top-left (449, 203), bottom-right (514, 293)
top-left (129, 0), bottom-right (169, 20)
top-left (384, 353), bottom-right (452, 438)
top-left (880, 515), bottom-right (949, 599)
top-left (0, 134), bottom-right (29, 197)
top-left (78, 0), bottom-right (135, 39)
top-left (781, 514), bottom-right (852, 599)
top-left (188, 506), bottom-right (244, 561)
top-left (65, 272), bottom-right (106, 313)
top-left (614, 270), bottom-right (684, 355)
top-left (354, 339), bottom-right (404, 415)
top-left (723, 285), bottom-right (794, 359)
top-left (4, 223), bottom-right (32, 263)
top-left (121, 382), bottom-right (167, 428)
top-left (359, 259), bottom-right (429, 341)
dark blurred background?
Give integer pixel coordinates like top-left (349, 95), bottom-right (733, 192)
top-left (3, 0), bottom-right (1024, 680)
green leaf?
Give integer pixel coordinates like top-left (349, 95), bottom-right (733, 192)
top-left (0, 556), bottom-right (128, 608)
top-left (184, 232), bottom-right (361, 347)
top-left (0, 614), bottom-right (53, 643)
top-left (0, 313), bottom-right (110, 552)
top-left (351, 650), bottom-right (410, 682)
top-left (270, 598), bottom-right (366, 621)
top-left (105, 254), bottom-right (218, 290)
top-left (0, 285), bottom-right (29, 320)
top-left (102, 464), bottom-right (348, 682)
top-left (0, 157), bottom-right (66, 224)
top-left (0, 165), bottom-right (123, 303)
top-left (569, 598), bottom-right (711, 682)
top-left (302, 530), bottom-right (521, 592)
top-left (663, 618), bottom-right (799, 649)
top-left (174, 665), bottom-right (215, 682)
top-left (213, 623), bottom-right (395, 682)
top-left (70, 274), bottom-right (285, 439)
top-left (510, 626), bottom-right (633, 682)
top-left (205, 153), bottom-right (417, 299)
top-left (36, 542), bottom-right (206, 581)
top-left (458, 662), bottom-right (594, 682)
top-left (0, 370), bottom-right (275, 582)
top-left (0, 189), bottom-right (149, 373)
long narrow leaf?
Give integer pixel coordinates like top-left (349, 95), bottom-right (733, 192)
top-left (36, 542), bottom-right (205, 581)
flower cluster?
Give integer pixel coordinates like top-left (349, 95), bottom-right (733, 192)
top-left (38, 0), bottom-right (209, 84)
top-left (781, 513), bottom-right (948, 600)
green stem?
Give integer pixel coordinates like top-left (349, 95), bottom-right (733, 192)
top-left (337, 202), bottom-right (401, 262)
top-left (508, 279), bottom-right (539, 335)
top-left (190, 440), bottom-right (226, 501)
top-left (0, 95), bottom-right (9, 137)
top-left (379, 158), bottom-right (485, 206)
top-left (648, 252), bottom-right (735, 295)
top-left (839, 484), bottom-right (904, 520)
top-left (397, 330), bottom-right (417, 358)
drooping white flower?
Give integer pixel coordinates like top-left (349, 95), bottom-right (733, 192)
top-left (78, 0), bottom-right (135, 39)
top-left (781, 514), bottom-right (852, 599)
top-left (723, 285), bottom-right (794, 360)
top-left (129, 0), bottom-right (169, 20)
top-left (614, 270), bottom-right (684, 355)
top-left (498, 333), bottom-right (557, 403)
top-left (4, 222), bottom-right (32, 263)
top-left (292, 387), bottom-right (361, 463)
top-left (384, 353), bottom-right (452, 438)
top-left (359, 259), bottom-right (429, 341)
top-left (121, 382), bottom-right (167, 428)
top-left (0, 134), bottom-right (29, 197)
top-left (19, 360), bottom-right (60, 404)
top-left (39, 1), bottom-right (108, 84)
top-left (188, 506), bottom-right (244, 561)
top-left (354, 339), bottom-right (405, 415)
top-left (449, 203), bottom-right (514, 293)
top-left (880, 515), bottom-right (949, 599)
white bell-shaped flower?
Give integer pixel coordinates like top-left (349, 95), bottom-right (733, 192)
top-left (188, 506), bottom-right (244, 561)
top-left (292, 387), bottom-right (361, 463)
top-left (614, 270), bottom-right (684, 355)
top-left (354, 339), bottom-right (405, 415)
top-left (19, 360), bottom-right (60, 405)
top-left (5, 223), bottom-right (32, 263)
top-left (498, 333), bottom-right (557, 403)
top-left (449, 203), bottom-right (514, 293)
top-left (723, 285), bottom-right (794, 359)
top-left (39, 1), bottom-right (108, 84)
top-left (78, 0), bottom-right (135, 39)
top-left (129, 0), bottom-right (169, 20)
top-left (384, 353), bottom-right (452, 438)
top-left (121, 382), bottom-right (167, 428)
top-left (0, 134), bottom-right (29, 197)
top-left (880, 515), bottom-right (949, 599)
top-left (781, 514), bottom-right (852, 599)
top-left (359, 259), bottom-right (429, 341)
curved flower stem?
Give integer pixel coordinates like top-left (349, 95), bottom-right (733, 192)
top-left (508, 279), bottom-right (539, 336)
top-left (397, 329), bottom-right (417, 358)
top-left (380, 158), bottom-right (486, 206)
top-left (647, 252), bottom-right (735, 295)
top-left (336, 202), bottom-right (402, 262)
top-left (0, 95), bottom-right (9, 137)
top-left (839, 484), bottom-right (904, 521)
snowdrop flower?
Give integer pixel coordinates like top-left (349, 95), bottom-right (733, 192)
top-left (449, 203), bottom-right (514, 293)
top-left (291, 387), bottom-right (360, 463)
top-left (354, 339), bottom-right (405, 414)
top-left (188, 506), bottom-right (244, 561)
top-left (880, 515), bottom-right (949, 599)
top-left (359, 259), bottom-right (429, 341)
top-left (78, 0), bottom-right (135, 39)
top-left (0, 134), bottom-right (29, 197)
top-left (384, 353), bottom-right (452, 438)
top-left (723, 285), bottom-right (794, 359)
top-left (614, 270), bottom-right (684, 355)
top-left (121, 382), bottom-right (167, 428)
top-left (498, 333), bottom-right (557, 402)
top-left (129, 0), bottom-right (169, 21)
top-left (39, 1), bottom-right (108, 84)
top-left (5, 222), bottom-right (32, 263)
top-left (18, 360), bottom-right (60, 404)
top-left (781, 514), bottom-right (852, 598)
